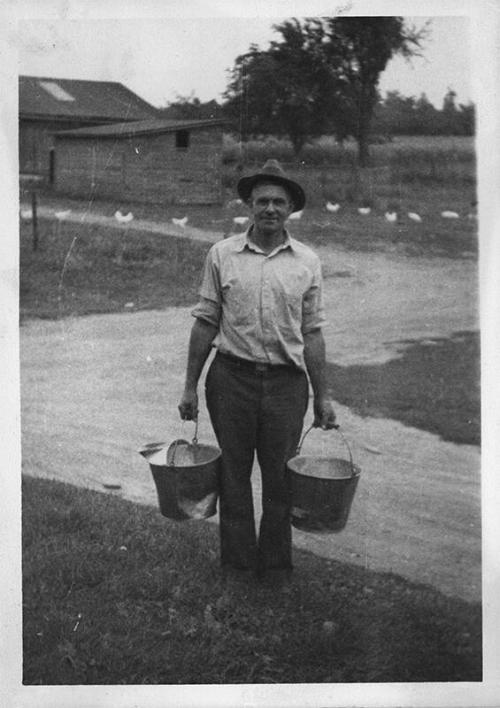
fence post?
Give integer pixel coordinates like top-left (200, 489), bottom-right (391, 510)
top-left (31, 191), bottom-right (39, 251)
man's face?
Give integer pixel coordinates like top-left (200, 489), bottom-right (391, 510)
top-left (249, 182), bottom-right (294, 237)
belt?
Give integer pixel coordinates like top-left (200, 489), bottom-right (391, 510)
top-left (216, 351), bottom-right (298, 373)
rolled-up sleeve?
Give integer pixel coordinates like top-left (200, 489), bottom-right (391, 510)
top-left (191, 248), bottom-right (222, 327)
top-left (301, 259), bottom-right (325, 334)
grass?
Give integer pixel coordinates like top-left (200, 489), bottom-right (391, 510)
top-left (22, 475), bottom-right (482, 685)
top-left (19, 219), bottom-right (211, 320)
top-left (326, 331), bottom-right (480, 446)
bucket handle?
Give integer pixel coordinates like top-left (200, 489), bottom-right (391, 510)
top-left (170, 418), bottom-right (199, 465)
top-left (296, 423), bottom-right (356, 477)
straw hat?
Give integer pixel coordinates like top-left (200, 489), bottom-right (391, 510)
top-left (237, 159), bottom-right (306, 213)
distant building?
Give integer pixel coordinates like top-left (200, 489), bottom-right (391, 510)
top-left (53, 118), bottom-right (227, 206)
top-left (19, 75), bottom-right (159, 178)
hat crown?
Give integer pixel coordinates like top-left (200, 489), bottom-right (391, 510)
top-left (236, 158), bottom-right (306, 213)
top-left (260, 159), bottom-right (286, 178)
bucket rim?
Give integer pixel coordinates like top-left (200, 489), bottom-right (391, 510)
top-left (287, 454), bottom-right (361, 480)
top-left (167, 441), bottom-right (221, 468)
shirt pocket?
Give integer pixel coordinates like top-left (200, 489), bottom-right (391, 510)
top-left (221, 276), bottom-right (256, 326)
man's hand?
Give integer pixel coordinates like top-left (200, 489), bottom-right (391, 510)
top-left (313, 397), bottom-right (337, 430)
top-left (178, 389), bottom-right (199, 421)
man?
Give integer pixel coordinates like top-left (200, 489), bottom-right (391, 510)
top-left (178, 159), bottom-right (336, 584)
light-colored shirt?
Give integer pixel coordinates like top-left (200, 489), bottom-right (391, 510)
top-left (191, 229), bottom-right (325, 370)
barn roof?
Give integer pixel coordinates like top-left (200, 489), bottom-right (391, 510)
top-left (53, 118), bottom-right (228, 138)
top-left (19, 75), bottom-right (159, 122)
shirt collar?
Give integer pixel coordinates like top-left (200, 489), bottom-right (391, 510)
top-left (236, 225), bottom-right (295, 255)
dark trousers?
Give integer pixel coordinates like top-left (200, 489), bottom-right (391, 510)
top-left (205, 353), bottom-right (309, 574)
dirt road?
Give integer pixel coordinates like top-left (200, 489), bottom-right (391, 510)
top-left (20, 245), bottom-right (480, 603)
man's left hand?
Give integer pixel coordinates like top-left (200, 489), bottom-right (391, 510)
top-left (313, 398), bottom-right (337, 430)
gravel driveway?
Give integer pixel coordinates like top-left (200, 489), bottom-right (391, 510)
top-left (20, 243), bottom-right (480, 603)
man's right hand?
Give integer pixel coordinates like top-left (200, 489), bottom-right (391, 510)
top-left (178, 389), bottom-right (199, 421)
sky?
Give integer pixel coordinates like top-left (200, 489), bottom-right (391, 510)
top-left (17, 14), bottom-right (474, 109)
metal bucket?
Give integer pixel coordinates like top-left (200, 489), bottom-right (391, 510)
top-left (288, 425), bottom-right (360, 533)
top-left (139, 421), bottom-right (221, 521)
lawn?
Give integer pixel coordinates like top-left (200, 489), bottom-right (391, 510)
top-left (19, 218), bottom-right (211, 319)
top-left (22, 475), bottom-right (482, 685)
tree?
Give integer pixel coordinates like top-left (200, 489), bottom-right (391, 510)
top-left (413, 93), bottom-right (440, 135)
top-left (373, 90), bottom-right (417, 135)
top-left (223, 28), bottom-right (340, 154)
top-left (457, 101), bottom-right (475, 136)
top-left (224, 16), bottom-right (427, 164)
top-left (158, 93), bottom-right (222, 121)
top-left (305, 17), bottom-right (428, 164)
top-left (441, 88), bottom-right (459, 134)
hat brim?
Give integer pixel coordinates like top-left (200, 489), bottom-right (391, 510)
top-left (237, 173), bottom-right (305, 213)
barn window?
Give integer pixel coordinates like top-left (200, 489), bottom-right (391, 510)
top-left (175, 130), bottom-right (190, 149)
top-left (39, 81), bottom-right (76, 102)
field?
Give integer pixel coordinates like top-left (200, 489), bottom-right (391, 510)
top-left (19, 136), bottom-right (481, 686)
top-left (222, 134), bottom-right (476, 198)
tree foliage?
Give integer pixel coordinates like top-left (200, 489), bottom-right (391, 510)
top-left (223, 27), bottom-right (341, 155)
top-left (223, 16), bottom-right (428, 164)
top-left (373, 89), bottom-right (475, 136)
top-left (157, 93), bottom-right (222, 121)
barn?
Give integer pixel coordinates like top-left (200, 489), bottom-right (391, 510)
top-left (19, 75), bottom-right (159, 179)
top-left (52, 118), bottom-right (227, 206)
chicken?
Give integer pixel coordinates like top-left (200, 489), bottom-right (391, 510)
top-left (233, 216), bottom-right (249, 226)
top-left (55, 209), bottom-right (72, 220)
top-left (225, 198), bottom-right (244, 210)
top-left (114, 210), bottom-right (134, 223)
top-left (172, 216), bottom-right (188, 228)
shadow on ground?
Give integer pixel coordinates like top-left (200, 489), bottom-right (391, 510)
top-left (326, 331), bottom-right (480, 445)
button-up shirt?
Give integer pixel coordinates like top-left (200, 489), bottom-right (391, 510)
top-left (191, 229), bottom-right (325, 370)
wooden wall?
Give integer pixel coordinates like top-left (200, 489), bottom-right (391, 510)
top-left (19, 119), bottom-right (98, 176)
top-left (53, 126), bottom-right (224, 205)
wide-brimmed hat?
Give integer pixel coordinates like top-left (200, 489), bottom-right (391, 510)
top-left (237, 159), bottom-right (306, 213)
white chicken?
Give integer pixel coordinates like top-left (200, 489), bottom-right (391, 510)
top-left (358, 207), bottom-right (371, 215)
top-left (172, 216), bottom-right (188, 228)
top-left (326, 201), bottom-right (340, 213)
top-left (384, 211), bottom-right (398, 223)
top-left (233, 216), bottom-right (249, 226)
top-left (114, 210), bottom-right (134, 223)
top-left (55, 209), bottom-right (72, 220)
top-left (225, 198), bottom-right (244, 210)
top-left (441, 211), bottom-right (459, 219)
top-left (288, 210), bottom-right (303, 220)
top-left (408, 212), bottom-right (422, 223)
